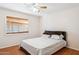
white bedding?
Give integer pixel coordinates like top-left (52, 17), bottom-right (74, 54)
top-left (20, 37), bottom-right (66, 55)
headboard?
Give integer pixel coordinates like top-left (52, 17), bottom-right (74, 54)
top-left (43, 31), bottom-right (66, 41)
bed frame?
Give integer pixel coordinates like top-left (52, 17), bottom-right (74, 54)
top-left (20, 31), bottom-right (66, 55)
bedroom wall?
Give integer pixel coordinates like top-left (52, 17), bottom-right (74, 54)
top-left (0, 8), bottom-right (41, 49)
top-left (41, 6), bottom-right (79, 50)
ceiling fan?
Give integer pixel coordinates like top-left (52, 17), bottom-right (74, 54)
top-left (32, 3), bottom-right (47, 14)
top-left (24, 3), bottom-right (47, 14)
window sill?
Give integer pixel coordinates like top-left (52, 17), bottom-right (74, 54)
top-left (6, 31), bottom-right (29, 34)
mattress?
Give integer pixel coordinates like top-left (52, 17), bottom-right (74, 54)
top-left (20, 37), bottom-right (66, 55)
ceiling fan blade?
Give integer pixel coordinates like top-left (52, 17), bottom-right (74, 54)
top-left (40, 6), bottom-right (47, 9)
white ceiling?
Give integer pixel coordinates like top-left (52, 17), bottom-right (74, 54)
top-left (0, 3), bottom-right (79, 16)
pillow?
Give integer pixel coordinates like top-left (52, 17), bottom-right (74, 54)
top-left (51, 35), bottom-right (60, 40)
top-left (51, 34), bottom-right (64, 40)
top-left (59, 34), bottom-right (64, 39)
top-left (42, 34), bottom-right (50, 38)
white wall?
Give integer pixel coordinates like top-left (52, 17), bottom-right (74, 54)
top-left (41, 7), bottom-right (79, 50)
top-left (0, 8), bottom-right (41, 49)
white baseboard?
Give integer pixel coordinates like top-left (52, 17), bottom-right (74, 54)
top-left (0, 43), bottom-right (19, 49)
top-left (67, 46), bottom-right (79, 51)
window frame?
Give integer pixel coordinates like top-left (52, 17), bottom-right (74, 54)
top-left (6, 16), bottom-right (29, 34)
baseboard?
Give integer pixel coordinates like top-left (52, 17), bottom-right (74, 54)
top-left (0, 43), bottom-right (19, 49)
top-left (67, 46), bottom-right (79, 51)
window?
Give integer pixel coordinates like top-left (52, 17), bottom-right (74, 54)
top-left (6, 16), bottom-right (29, 34)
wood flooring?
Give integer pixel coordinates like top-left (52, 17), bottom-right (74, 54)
top-left (0, 45), bottom-right (79, 55)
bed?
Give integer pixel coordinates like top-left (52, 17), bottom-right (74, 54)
top-left (20, 31), bottom-right (67, 55)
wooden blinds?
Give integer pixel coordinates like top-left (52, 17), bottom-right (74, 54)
top-left (7, 16), bottom-right (28, 24)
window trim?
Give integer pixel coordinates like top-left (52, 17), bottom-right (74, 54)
top-left (6, 31), bottom-right (29, 34)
